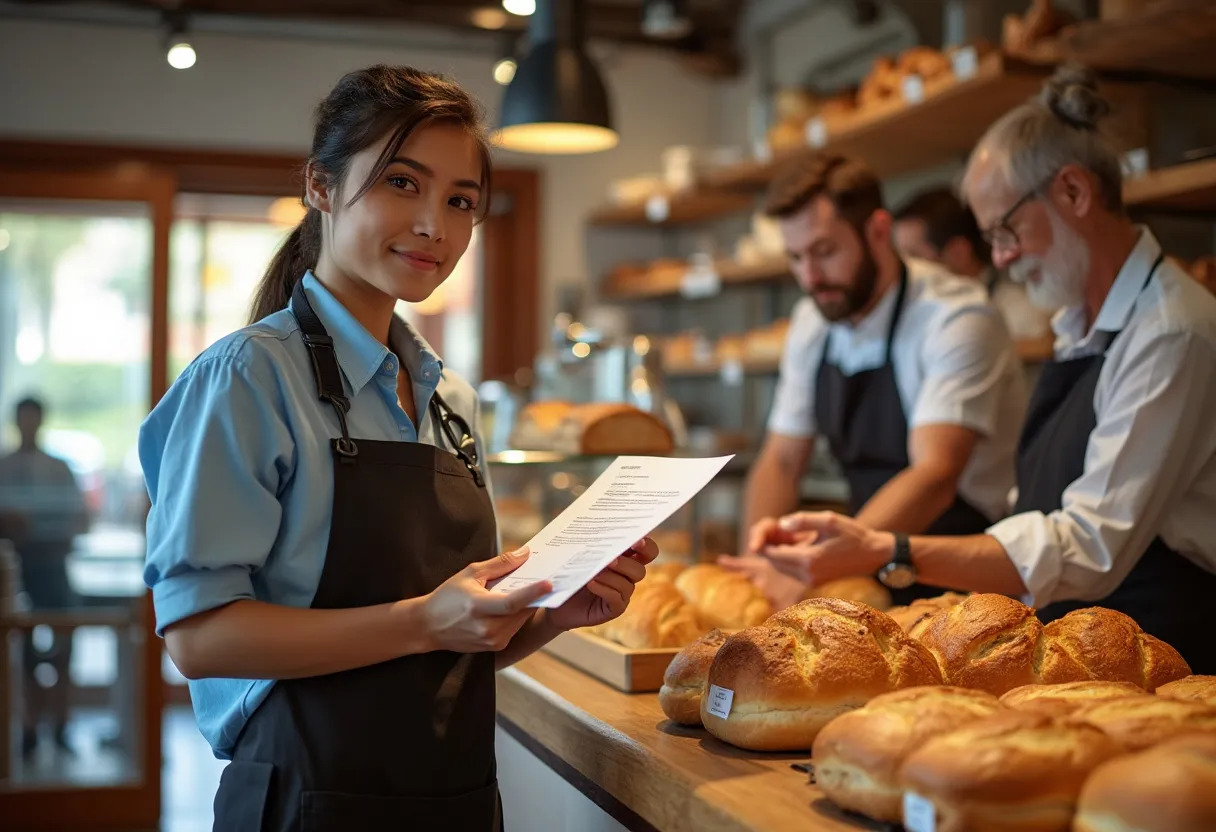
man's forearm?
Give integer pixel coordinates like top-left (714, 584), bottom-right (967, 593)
top-left (868, 530), bottom-right (1027, 595)
top-left (855, 465), bottom-right (961, 534)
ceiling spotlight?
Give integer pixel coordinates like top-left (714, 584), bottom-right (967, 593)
top-left (472, 7), bottom-right (510, 30)
top-left (164, 13), bottom-right (196, 70)
top-left (493, 57), bottom-right (518, 85)
top-left (503, 0), bottom-right (536, 16)
top-left (641, 0), bottom-right (692, 40)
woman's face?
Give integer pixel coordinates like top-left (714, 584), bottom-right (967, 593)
top-left (320, 121), bottom-right (483, 304)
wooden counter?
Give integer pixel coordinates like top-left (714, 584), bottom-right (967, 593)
top-left (496, 653), bottom-right (886, 832)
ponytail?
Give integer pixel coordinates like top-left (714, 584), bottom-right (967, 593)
top-left (248, 205), bottom-right (322, 324)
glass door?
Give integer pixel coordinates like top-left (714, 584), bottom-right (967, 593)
top-left (0, 169), bottom-right (172, 831)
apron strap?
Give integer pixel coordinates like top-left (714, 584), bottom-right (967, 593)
top-left (882, 262), bottom-right (910, 366)
top-left (291, 279), bottom-right (358, 457)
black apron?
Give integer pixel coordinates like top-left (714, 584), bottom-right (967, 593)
top-left (1016, 255), bottom-right (1216, 673)
top-left (212, 281), bottom-right (502, 831)
top-left (814, 268), bottom-right (991, 604)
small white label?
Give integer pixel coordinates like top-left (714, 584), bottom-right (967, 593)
top-left (706, 684), bottom-right (734, 719)
top-left (680, 264), bottom-right (721, 299)
top-left (805, 116), bottom-right (828, 149)
top-left (901, 74), bottom-right (926, 105)
top-left (903, 792), bottom-right (937, 832)
top-left (644, 194), bottom-right (670, 223)
top-left (719, 359), bottom-right (744, 387)
top-left (951, 46), bottom-right (978, 81)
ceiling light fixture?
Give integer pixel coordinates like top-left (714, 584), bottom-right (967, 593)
top-left (472, 7), bottom-right (510, 29)
top-left (164, 12), bottom-right (197, 70)
top-left (503, 0), bottom-right (537, 16)
top-left (495, 0), bottom-right (618, 155)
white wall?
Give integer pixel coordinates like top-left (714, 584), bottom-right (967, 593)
top-left (0, 17), bottom-right (721, 336)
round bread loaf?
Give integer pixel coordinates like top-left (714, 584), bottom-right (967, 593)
top-left (645, 561), bottom-right (688, 585)
top-left (700, 598), bottom-right (942, 751)
top-left (999, 681), bottom-right (1146, 717)
top-left (595, 580), bottom-right (704, 649)
top-left (805, 577), bottom-right (892, 611)
top-left (1156, 675), bottom-right (1216, 706)
top-left (916, 595), bottom-right (1191, 696)
top-left (1065, 695), bottom-right (1216, 751)
top-left (675, 564), bottom-right (772, 631)
top-left (659, 629), bottom-right (729, 726)
top-left (1074, 734), bottom-right (1216, 832)
top-left (813, 685), bottom-right (1004, 823)
top-left (886, 592), bottom-right (967, 638)
top-left (898, 710), bottom-right (1121, 832)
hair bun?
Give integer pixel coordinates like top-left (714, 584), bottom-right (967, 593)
top-left (1040, 63), bottom-right (1110, 130)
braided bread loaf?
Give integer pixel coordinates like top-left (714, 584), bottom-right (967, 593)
top-left (593, 581), bottom-right (704, 649)
top-left (915, 594), bottom-right (1190, 696)
top-left (700, 598), bottom-right (942, 751)
top-left (674, 564), bottom-right (772, 631)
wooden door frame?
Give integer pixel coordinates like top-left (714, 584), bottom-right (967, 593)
top-left (0, 168), bottom-right (174, 831)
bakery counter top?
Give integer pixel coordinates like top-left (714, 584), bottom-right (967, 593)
top-left (495, 652), bottom-right (879, 832)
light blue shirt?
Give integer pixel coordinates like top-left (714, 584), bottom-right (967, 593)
top-left (140, 272), bottom-right (490, 759)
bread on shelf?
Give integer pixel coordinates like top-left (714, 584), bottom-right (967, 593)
top-left (674, 564), bottom-right (772, 631)
top-left (700, 598), bottom-right (942, 751)
top-left (999, 680), bottom-right (1147, 717)
top-left (804, 577), bottom-right (892, 611)
top-left (914, 594), bottom-right (1190, 696)
top-left (594, 581), bottom-right (704, 650)
top-left (1065, 695), bottom-right (1216, 751)
top-left (508, 400), bottom-right (575, 450)
top-left (659, 629), bottom-right (729, 726)
top-left (743, 319), bottom-right (790, 364)
top-left (813, 685), bottom-right (1005, 823)
top-left (1156, 675), bottom-right (1216, 706)
top-left (886, 591), bottom-right (968, 638)
top-left (1074, 734), bottom-right (1216, 832)
top-left (897, 710), bottom-right (1121, 832)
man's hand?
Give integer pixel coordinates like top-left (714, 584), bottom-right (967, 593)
top-left (717, 554), bottom-right (807, 610)
top-left (761, 512), bottom-right (893, 587)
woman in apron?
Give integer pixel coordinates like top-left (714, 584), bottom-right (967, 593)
top-left (140, 65), bottom-right (657, 832)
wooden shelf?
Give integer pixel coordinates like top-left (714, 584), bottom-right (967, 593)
top-left (1124, 157), bottom-right (1216, 214)
top-left (1011, 0), bottom-right (1216, 84)
top-left (588, 189), bottom-right (754, 227)
top-left (602, 256), bottom-right (790, 301)
top-left (664, 358), bottom-right (780, 379)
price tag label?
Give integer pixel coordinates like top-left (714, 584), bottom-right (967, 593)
top-left (706, 684), bottom-right (734, 720)
top-left (680, 264), bottom-right (721, 299)
top-left (719, 359), bottom-right (744, 387)
top-left (903, 792), bottom-right (937, 832)
top-left (901, 74), bottom-right (926, 105)
top-left (644, 194), bottom-right (670, 223)
top-left (951, 46), bottom-right (978, 81)
top-left (805, 116), bottom-right (828, 149)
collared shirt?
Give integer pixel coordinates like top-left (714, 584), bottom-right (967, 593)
top-left (988, 228), bottom-right (1216, 606)
top-left (767, 258), bottom-right (1027, 521)
top-left (139, 271), bottom-right (490, 759)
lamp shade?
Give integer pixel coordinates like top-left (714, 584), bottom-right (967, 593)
top-left (494, 17), bottom-right (617, 154)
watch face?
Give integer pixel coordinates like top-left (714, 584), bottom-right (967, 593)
top-left (878, 563), bottom-right (917, 590)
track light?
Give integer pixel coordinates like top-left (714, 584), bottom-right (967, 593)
top-left (503, 0), bottom-right (536, 16)
top-left (164, 13), bottom-right (196, 70)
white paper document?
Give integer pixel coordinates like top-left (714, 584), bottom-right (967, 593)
top-left (490, 455), bottom-right (734, 608)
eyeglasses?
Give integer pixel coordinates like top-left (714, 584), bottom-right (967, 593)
top-left (980, 171), bottom-right (1058, 253)
top-left (436, 405), bottom-right (484, 486)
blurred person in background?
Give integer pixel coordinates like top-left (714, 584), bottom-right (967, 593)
top-left (0, 396), bottom-right (89, 756)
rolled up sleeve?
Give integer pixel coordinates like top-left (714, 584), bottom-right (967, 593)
top-left (989, 331), bottom-right (1216, 606)
top-left (767, 299), bottom-right (827, 438)
top-left (911, 304), bottom-right (1015, 437)
top-left (140, 354), bottom-right (293, 635)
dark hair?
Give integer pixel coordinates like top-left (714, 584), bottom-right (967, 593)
top-left (15, 397), bottom-right (43, 418)
top-left (763, 153), bottom-right (885, 237)
top-left (249, 65), bottom-right (494, 324)
top-left (894, 187), bottom-right (990, 262)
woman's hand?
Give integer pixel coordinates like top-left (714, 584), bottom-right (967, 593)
top-left (419, 548), bottom-right (552, 653)
top-left (547, 537), bottom-right (660, 632)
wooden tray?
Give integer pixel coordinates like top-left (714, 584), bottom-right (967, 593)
top-left (541, 628), bottom-right (682, 692)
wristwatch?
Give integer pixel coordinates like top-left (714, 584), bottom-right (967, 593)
top-left (876, 533), bottom-right (917, 589)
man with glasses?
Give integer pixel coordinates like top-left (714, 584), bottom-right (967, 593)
top-left (729, 152), bottom-right (1027, 608)
top-left (753, 67), bottom-right (1216, 673)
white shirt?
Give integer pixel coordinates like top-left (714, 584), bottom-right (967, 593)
top-left (988, 228), bottom-right (1216, 606)
top-left (768, 258), bottom-right (1027, 521)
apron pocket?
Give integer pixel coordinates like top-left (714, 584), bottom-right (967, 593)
top-left (213, 760), bottom-right (275, 832)
top-left (301, 781), bottom-right (500, 832)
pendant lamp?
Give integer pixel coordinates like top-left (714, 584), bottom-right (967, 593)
top-left (495, 0), bottom-right (618, 154)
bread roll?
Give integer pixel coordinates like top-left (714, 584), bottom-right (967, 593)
top-left (1074, 734), bottom-right (1216, 832)
top-left (813, 686), bottom-right (1004, 823)
top-left (898, 710), bottom-right (1121, 832)
top-left (886, 591), bottom-right (967, 638)
top-left (595, 581), bottom-right (703, 650)
top-left (916, 595), bottom-right (1191, 696)
top-left (509, 400), bottom-right (574, 449)
top-left (644, 561), bottom-right (688, 585)
top-left (659, 629), bottom-right (729, 726)
top-left (1066, 695), bottom-right (1216, 751)
top-left (674, 564), bottom-right (772, 631)
top-left (700, 598), bottom-right (942, 751)
top-left (805, 577), bottom-right (892, 611)
top-left (553, 403), bottom-right (674, 456)
top-left (999, 681), bottom-right (1146, 717)
top-left (1156, 675), bottom-right (1216, 706)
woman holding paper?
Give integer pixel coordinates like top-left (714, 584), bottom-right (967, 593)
top-left (139, 66), bottom-right (655, 832)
